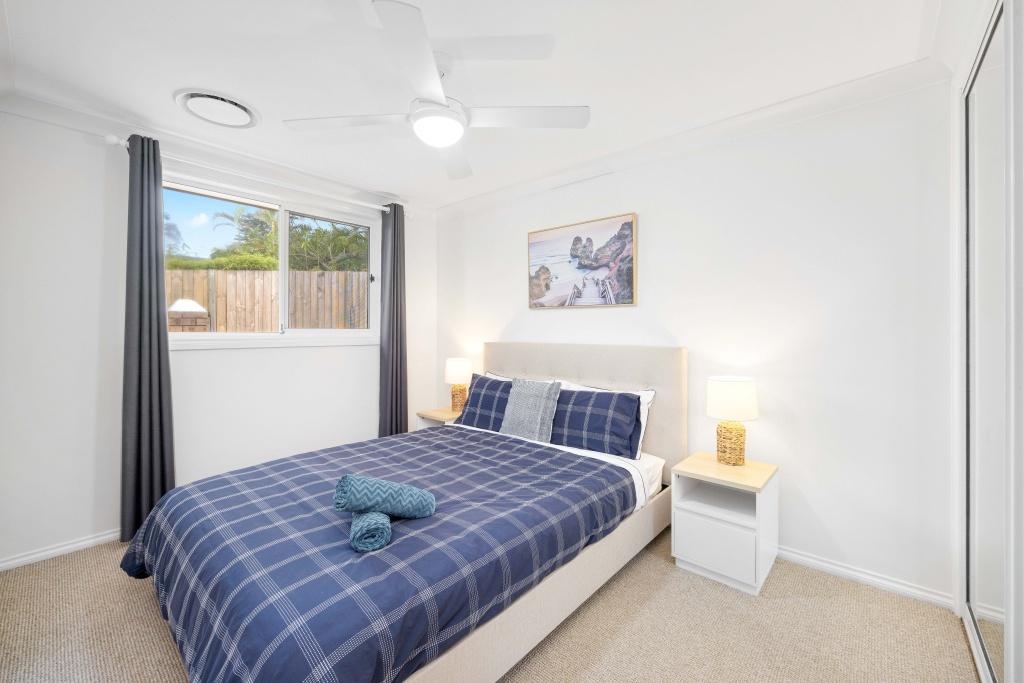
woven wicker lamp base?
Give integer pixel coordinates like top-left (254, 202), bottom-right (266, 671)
top-left (716, 420), bottom-right (746, 466)
top-left (450, 384), bottom-right (468, 412)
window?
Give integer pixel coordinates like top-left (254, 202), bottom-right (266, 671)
top-left (162, 183), bottom-right (374, 342)
top-left (163, 186), bottom-right (279, 333)
top-left (288, 213), bottom-right (369, 329)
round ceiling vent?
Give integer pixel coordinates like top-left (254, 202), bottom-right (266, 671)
top-left (174, 90), bottom-right (258, 128)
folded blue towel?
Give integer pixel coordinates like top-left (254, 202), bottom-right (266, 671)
top-left (334, 474), bottom-right (436, 519)
top-left (349, 511), bottom-right (392, 553)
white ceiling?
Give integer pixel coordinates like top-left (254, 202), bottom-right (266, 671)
top-left (1, 0), bottom-right (938, 207)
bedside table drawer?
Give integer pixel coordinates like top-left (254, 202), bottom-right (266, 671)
top-left (672, 508), bottom-right (756, 585)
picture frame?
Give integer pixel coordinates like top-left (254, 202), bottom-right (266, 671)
top-left (527, 213), bottom-right (637, 308)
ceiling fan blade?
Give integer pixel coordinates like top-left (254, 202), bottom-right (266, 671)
top-left (283, 113), bottom-right (407, 132)
top-left (440, 143), bottom-right (473, 180)
top-left (373, 0), bottom-right (447, 105)
top-left (431, 35), bottom-right (556, 61)
top-left (468, 106), bottom-right (590, 129)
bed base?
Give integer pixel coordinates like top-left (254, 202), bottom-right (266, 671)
top-left (407, 486), bottom-right (672, 682)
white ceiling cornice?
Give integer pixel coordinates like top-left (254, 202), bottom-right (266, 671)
top-left (0, 91), bottom-right (402, 213)
top-left (438, 58), bottom-right (952, 219)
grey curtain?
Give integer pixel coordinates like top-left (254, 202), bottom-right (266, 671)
top-left (379, 203), bottom-right (408, 437)
top-left (120, 134), bottom-right (175, 541)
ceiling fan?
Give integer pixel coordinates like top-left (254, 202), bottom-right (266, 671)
top-left (283, 0), bottom-right (591, 179)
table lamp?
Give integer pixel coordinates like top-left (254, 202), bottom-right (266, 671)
top-left (445, 358), bottom-right (472, 412)
top-left (706, 376), bottom-right (759, 466)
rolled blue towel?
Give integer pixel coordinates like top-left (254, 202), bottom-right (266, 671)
top-left (349, 511), bottom-right (392, 553)
top-left (334, 474), bottom-right (436, 519)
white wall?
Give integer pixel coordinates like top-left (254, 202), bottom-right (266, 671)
top-left (405, 207), bottom-right (439, 423)
top-left (0, 112), bottom-right (127, 563)
top-left (0, 101), bottom-right (437, 566)
top-left (436, 82), bottom-right (955, 600)
top-left (169, 346), bottom-right (379, 483)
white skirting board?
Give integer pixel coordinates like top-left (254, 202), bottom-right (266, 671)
top-left (973, 603), bottom-right (1006, 624)
top-left (778, 545), bottom-right (954, 609)
top-left (0, 528), bottom-right (120, 573)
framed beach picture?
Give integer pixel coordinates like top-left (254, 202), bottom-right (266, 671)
top-left (528, 213), bottom-right (637, 308)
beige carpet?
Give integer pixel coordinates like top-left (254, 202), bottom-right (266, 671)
top-left (0, 531), bottom-right (977, 682)
top-left (977, 619), bottom-right (1004, 681)
top-left (0, 539), bottom-right (186, 682)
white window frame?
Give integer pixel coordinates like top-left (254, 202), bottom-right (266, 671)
top-left (162, 179), bottom-right (381, 351)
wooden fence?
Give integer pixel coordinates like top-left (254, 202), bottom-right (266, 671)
top-left (165, 269), bottom-right (368, 332)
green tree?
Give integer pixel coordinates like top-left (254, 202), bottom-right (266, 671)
top-left (164, 253), bottom-right (277, 270)
top-left (209, 207), bottom-right (278, 259)
top-left (192, 208), bottom-right (368, 272)
top-left (288, 217), bottom-right (368, 271)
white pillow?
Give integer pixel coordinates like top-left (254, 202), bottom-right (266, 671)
top-left (485, 372), bottom-right (655, 454)
top-left (485, 371), bottom-right (512, 381)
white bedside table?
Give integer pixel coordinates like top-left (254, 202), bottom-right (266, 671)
top-left (671, 452), bottom-right (779, 596)
top-left (414, 407), bottom-right (461, 430)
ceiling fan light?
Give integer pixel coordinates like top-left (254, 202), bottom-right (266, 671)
top-left (411, 112), bottom-right (465, 148)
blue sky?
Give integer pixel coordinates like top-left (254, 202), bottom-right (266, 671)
top-left (163, 188), bottom-right (267, 258)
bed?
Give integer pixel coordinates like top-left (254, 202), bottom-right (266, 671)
top-left (122, 342), bottom-right (687, 682)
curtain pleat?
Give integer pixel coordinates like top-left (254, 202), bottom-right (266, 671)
top-left (379, 203), bottom-right (408, 436)
top-left (120, 134), bottom-right (175, 541)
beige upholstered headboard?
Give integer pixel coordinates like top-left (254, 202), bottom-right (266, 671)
top-left (484, 342), bottom-right (687, 483)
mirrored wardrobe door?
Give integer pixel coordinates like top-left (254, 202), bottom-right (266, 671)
top-left (966, 7), bottom-right (1007, 682)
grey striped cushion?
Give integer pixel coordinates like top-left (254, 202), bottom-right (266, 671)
top-left (499, 378), bottom-right (562, 442)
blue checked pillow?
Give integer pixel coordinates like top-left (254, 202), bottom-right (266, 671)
top-left (454, 374), bottom-right (512, 431)
top-left (549, 389), bottom-right (642, 459)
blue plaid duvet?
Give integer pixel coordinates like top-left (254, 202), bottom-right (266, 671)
top-left (121, 425), bottom-right (637, 683)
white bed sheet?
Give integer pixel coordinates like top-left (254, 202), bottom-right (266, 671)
top-left (445, 422), bottom-right (664, 509)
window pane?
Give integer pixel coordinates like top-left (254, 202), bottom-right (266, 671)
top-left (288, 213), bottom-right (369, 329)
top-left (163, 187), bottom-right (279, 333)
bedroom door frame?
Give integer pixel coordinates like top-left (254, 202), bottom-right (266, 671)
top-left (953, 1), bottom-right (1023, 680)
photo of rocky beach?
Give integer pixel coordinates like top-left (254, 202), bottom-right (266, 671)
top-left (528, 214), bottom-right (636, 308)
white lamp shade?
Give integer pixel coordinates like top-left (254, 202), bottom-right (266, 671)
top-left (706, 376), bottom-right (759, 421)
top-left (444, 357), bottom-right (472, 385)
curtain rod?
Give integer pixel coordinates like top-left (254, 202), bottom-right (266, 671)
top-left (104, 136), bottom-right (390, 213)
